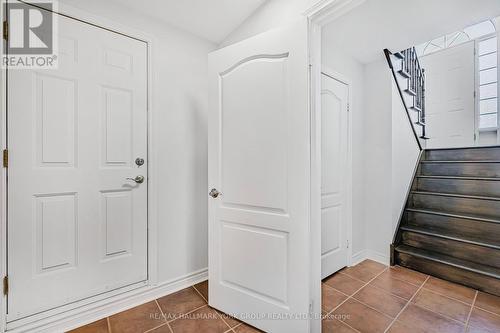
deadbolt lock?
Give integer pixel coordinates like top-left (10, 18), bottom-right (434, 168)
top-left (135, 157), bottom-right (145, 167)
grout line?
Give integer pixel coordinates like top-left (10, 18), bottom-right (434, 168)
top-left (419, 285), bottom-right (476, 306)
top-left (155, 299), bottom-right (165, 317)
top-left (391, 268), bottom-right (477, 307)
top-left (169, 304), bottom-right (209, 323)
top-left (474, 304), bottom-right (500, 317)
top-left (336, 271), bottom-right (368, 283)
top-left (192, 284), bottom-right (208, 303)
top-left (107, 317), bottom-right (112, 333)
top-left (411, 301), bottom-right (472, 325)
top-left (464, 291), bottom-right (478, 333)
top-left (336, 319), bottom-right (362, 333)
top-left (144, 322), bottom-right (172, 333)
top-left (326, 267), bottom-right (389, 317)
top-left (322, 282), bottom-right (351, 297)
top-left (213, 308), bottom-right (235, 331)
top-left (354, 279), bottom-right (415, 302)
top-left (142, 299), bottom-right (173, 333)
top-left (190, 285), bottom-right (237, 332)
top-left (383, 275), bottom-right (430, 333)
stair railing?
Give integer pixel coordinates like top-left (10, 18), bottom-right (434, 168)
top-left (384, 48), bottom-right (424, 150)
top-left (384, 47), bottom-right (428, 264)
top-left (404, 47), bottom-right (427, 139)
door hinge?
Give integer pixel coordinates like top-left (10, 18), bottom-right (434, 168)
top-left (347, 103), bottom-right (350, 112)
top-left (3, 149), bottom-right (8, 168)
top-left (309, 300), bottom-right (314, 313)
top-left (3, 276), bottom-right (8, 296)
top-left (347, 239), bottom-right (350, 249)
top-left (3, 20), bottom-right (8, 41)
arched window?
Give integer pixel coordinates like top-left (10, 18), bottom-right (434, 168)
top-left (415, 20), bottom-right (496, 56)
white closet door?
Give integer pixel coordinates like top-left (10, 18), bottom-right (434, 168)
top-left (208, 21), bottom-right (313, 333)
top-left (7, 12), bottom-right (148, 320)
top-left (320, 73), bottom-right (350, 279)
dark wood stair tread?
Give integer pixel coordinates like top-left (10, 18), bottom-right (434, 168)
top-left (395, 245), bottom-right (500, 279)
top-left (400, 225), bottom-right (500, 250)
top-left (420, 160), bottom-right (500, 163)
top-left (405, 208), bottom-right (500, 225)
top-left (411, 190), bottom-right (500, 201)
top-left (416, 175), bottom-right (500, 181)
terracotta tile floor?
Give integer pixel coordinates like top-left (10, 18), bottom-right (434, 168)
top-left (68, 281), bottom-right (260, 333)
top-left (323, 260), bottom-right (500, 333)
top-left (69, 260), bottom-right (500, 333)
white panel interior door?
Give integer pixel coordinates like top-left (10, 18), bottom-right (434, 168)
top-left (208, 21), bottom-right (312, 333)
top-left (420, 41), bottom-right (476, 148)
top-left (7, 12), bottom-right (148, 320)
top-left (320, 73), bottom-right (349, 279)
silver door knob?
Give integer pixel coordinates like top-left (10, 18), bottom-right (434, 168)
top-left (126, 175), bottom-right (145, 184)
top-left (209, 188), bottom-right (220, 198)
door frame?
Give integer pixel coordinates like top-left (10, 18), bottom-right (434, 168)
top-left (0, 1), bottom-right (159, 331)
top-left (320, 67), bottom-right (354, 272)
top-left (306, 1), bottom-right (364, 330)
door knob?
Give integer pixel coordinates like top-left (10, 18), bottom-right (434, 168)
top-left (209, 188), bottom-right (221, 198)
top-left (126, 175), bottom-right (145, 184)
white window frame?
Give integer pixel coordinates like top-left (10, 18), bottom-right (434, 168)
top-left (475, 33), bottom-right (499, 134)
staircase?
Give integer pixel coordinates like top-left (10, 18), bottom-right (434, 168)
top-left (392, 146), bottom-right (500, 296)
top-left (385, 47), bottom-right (429, 145)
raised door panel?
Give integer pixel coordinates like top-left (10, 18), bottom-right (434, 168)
top-left (101, 190), bottom-right (133, 259)
top-left (220, 222), bottom-right (288, 303)
top-left (35, 74), bottom-right (77, 167)
top-left (220, 56), bottom-right (288, 213)
top-left (101, 87), bottom-right (133, 167)
top-left (35, 193), bottom-right (77, 273)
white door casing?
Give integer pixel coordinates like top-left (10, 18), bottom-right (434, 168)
top-left (7, 13), bottom-right (148, 321)
top-left (208, 21), bottom-right (313, 333)
top-left (320, 73), bottom-right (350, 279)
top-left (420, 41), bottom-right (476, 149)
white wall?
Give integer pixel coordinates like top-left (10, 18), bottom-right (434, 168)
top-left (391, 82), bottom-right (421, 233)
top-left (322, 40), bottom-right (366, 255)
top-left (363, 59), bottom-right (394, 263)
top-left (58, 0), bottom-right (216, 284)
top-left (221, 0), bottom-right (321, 47)
top-left (361, 59), bottom-right (421, 263)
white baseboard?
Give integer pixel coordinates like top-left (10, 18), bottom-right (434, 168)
top-left (350, 250), bottom-right (368, 266)
top-left (6, 269), bottom-right (208, 333)
top-left (351, 249), bottom-right (390, 267)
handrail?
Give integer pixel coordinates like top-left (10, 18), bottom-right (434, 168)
top-left (384, 48), bottom-right (423, 151)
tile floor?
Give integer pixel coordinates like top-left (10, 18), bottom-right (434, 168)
top-left (69, 260), bottom-right (500, 333)
top-left (322, 260), bottom-right (500, 333)
top-left (68, 280), bottom-right (259, 333)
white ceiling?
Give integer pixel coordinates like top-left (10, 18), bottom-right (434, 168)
top-left (99, 0), bottom-right (268, 44)
top-left (323, 0), bottom-right (500, 64)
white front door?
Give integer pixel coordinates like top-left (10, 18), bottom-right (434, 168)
top-left (320, 73), bottom-right (350, 279)
top-left (420, 41), bottom-right (476, 148)
top-left (7, 12), bottom-right (148, 320)
top-left (208, 21), bottom-right (313, 333)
